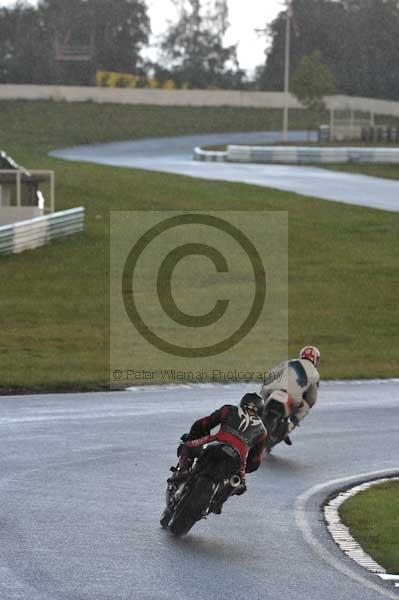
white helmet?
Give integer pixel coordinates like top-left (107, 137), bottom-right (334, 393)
top-left (299, 346), bottom-right (320, 368)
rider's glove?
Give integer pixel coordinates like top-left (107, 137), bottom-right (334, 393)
top-left (288, 415), bottom-right (300, 431)
top-left (180, 432), bottom-right (191, 443)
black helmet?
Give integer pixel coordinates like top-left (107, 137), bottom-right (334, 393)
top-left (239, 392), bottom-right (264, 415)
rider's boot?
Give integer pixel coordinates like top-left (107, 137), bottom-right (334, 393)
top-left (168, 457), bottom-right (192, 483)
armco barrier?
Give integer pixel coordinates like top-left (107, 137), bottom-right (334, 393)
top-left (193, 146), bottom-right (227, 162)
top-left (226, 145), bottom-right (399, 164)
top-left (0, 207), bottom-right (85, 255)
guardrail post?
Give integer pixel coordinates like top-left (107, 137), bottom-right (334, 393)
top-left (330, 108), bottom-right (335, 140)
top-left (50, 171), bottom-right (55, 213)
top-left (16, 170), bottom-right (21, 207)
top-left (350, 107), bottom-right (354, 139)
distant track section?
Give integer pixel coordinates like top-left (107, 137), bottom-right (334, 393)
top-left (52, 131), bottom-right (399, 212)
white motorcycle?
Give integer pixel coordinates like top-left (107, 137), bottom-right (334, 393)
top-left (261, 390), bottom-right (297, 453)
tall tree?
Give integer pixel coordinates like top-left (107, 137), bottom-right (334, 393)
top-left (338, 0), bottom-right (399, 99)
top-left (257, 0), bottom-right (344, 91)
top-left (0, 3), bottom-right (50, 84)
top-left (291, 49), bottom-right (335, 128)
top-left (160, 0), bottom-right (244, 89)
top-left (0, 0), bottom-right (151, 85)
top-left (257, 0), bottom-right (399, 101)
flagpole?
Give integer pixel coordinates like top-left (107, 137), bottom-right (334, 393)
top-left (283, 0), bottom-right (292, 142)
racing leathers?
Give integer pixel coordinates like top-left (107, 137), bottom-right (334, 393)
top-left (260, 358), bottom-right (320, 425)
top-left (179, 404), bottom-right (267, 483)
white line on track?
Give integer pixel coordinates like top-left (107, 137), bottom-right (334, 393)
top-left (325, 478), bottom-right (399, 589)
top-left (295, 470), bottom-right (399, 599)
top-left (325, 479), bottom-right (399, 572)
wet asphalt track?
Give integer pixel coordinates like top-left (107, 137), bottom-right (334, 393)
top-left (5, 133), bottom-right (395, 598)
top-left (1, 381), bottom-right (399, 600)
top-left (51, 130), bottom-right (399, 212)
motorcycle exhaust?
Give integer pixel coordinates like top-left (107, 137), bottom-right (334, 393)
top-left (229, 475), bottom-right (241, 488)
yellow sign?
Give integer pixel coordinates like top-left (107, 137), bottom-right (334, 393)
top-left (96, 70), bottom-right (177, 90)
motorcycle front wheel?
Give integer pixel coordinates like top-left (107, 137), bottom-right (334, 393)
top-left (160, 507), bottom-right (173, 529)
top-left (169, 475), bottom-right (215, 536)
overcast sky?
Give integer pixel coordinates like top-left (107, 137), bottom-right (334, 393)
top-left (0, 0), bottom-right (285, 72)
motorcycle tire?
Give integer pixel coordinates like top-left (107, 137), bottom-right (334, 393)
top-left (160, 507), bottom-right (173, 529)
top-left (169, 510), bottom-right (197, 537)
top-left (169, 475), bottom-right (215, 536)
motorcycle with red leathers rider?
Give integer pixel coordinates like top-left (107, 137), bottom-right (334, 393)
top-left (160, 347), bottom-right (320, 535)
top-left (161, 392), bottom-right (266, 536)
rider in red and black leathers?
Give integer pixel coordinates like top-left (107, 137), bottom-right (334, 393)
top-left (179, 393), bottom-right (267, 487)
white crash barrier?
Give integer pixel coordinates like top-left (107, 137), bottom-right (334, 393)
top-left (222, 145), bottom-right (399, 164)
top-left (193, 146), bottom-right (227, 162)
top-left (0, 207), bottom-right (85, 255)
top-left (227, 145), bottom-right (399, 164)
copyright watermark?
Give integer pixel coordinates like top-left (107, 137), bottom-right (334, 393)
top-left (110, 211), bottom-right (287, 386)
top-left (111, 368), bottom-right (268, 383)
top-left (121, 214), bottom-right (266, 357)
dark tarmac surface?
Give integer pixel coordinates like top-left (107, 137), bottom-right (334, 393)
top-left (1, 381), bottom-right (398, 599)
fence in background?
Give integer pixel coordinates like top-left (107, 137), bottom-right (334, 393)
top-left (326, 94), bottom-right (399, 119)
top-left (0, 207), bottom-right (85, 255)
top-left (2, 86), bottom-right (399, 118)
top-left (0, 85), bottom-right (302, 108)
top-left (361, 126), bottom-right (399, 143)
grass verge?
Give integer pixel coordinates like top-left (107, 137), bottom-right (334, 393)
top-left (339, 481), bottom-right (399, 573)
top-left (0, 100), bottom-right (311, 154)
top-left (322, 163), bottom-right (399, 180)
top-left (0, 101), bottom-right (398, 391)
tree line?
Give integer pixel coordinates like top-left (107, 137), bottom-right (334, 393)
top-left (0, 0), bottom-right (244, 89)
top-left (258, 0), bottom-right (399, 101)
top-left (1, 0), bottom-right (399, 99)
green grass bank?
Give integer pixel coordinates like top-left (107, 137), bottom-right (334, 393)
top-left (0, 101), bottom-right (398, 392)
top-left (339, 481), bottom-right (399, 573)
top-left (0, 100), bottom-right (312, 154)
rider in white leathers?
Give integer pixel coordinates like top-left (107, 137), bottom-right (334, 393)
top-left (260, 346), bottom-right (320, 444)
